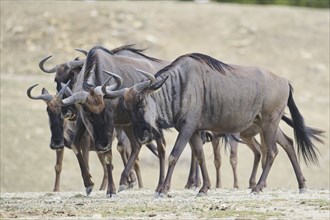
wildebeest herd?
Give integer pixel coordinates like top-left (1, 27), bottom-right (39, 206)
top-left (27, 45), bottom-right (324, 198)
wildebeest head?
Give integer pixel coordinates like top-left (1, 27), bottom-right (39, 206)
top-left (102, 69), bottom-right (168, 144)
top-left (60, 72), bottom-right (120, 152)
top-left (27, 81), bottom-right (70, 150)
top-left (61, 73), bottom-right (118, 114)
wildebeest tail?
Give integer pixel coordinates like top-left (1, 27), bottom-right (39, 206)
top-left (200, 131), bottom-right (213, 144)
top-left (218, 134), bottom-right (243, 153)
top-left (287, 84), bottom-right (321, 165)
top-left (281, 115), bottom-right (325, 144)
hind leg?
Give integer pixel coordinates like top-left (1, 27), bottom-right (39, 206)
top-left (212, 136), bottom-right (222, 188)
top-left (229, 138), bottom-right (239, 189)
top-left (276, 128), bottom-right (306, 192)
top-left (189, 132), bottom-right (211, 195)
top-left (252, 113), bottom-right (282, 193)
top-left (242, 137), bottom-right (262, 188)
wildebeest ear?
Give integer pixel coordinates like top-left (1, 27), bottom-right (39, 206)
top-left (42, 88), bottom-right (50, 95)
top-left (148, 75), bottom-right (169, 91)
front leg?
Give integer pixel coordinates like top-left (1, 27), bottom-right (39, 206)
top-left (118, 126), bottom-right (142, 192)
top-left (96, 151), bottom-right (108, 191)
top-left (72, 116), bottom-right (94, 195)
top-left (156, 128), bottom-right (194, 196)
top-left (104, 150), bottom-right (116, 197)
top-left (53, 148), bottom-right (64, 192)
top-left (155, 136), bottom-right (166, 192)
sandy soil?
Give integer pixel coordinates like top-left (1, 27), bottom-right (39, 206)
top-left (1, 1), bottom-right (329, 219)
top-left (1, 188), bottom-right (329, 219)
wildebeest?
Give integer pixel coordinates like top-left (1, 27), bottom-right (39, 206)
top-left (60, 46), bottom-right (171, 197)
top-left (27, 55), bottom-right (101, 192)
top-left (27, 46), bottom-right (160, 193)
top-left (102, 52), bottom-right (323, 196)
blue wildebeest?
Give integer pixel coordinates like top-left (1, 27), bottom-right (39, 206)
top-left (27, 56), bottom-right (101, 192)
top-left (60, 46), bottom-right (171, 197)
top-left (27, 46), bottom-right (160, 193)
top-left (102, 53), bottom-right (323, 196)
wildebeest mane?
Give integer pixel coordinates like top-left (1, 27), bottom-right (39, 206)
top-left (188, 53), bottom-right (234, 74)
top-left (111, 44), bottom-right (162, 63)
top-left (155, 53), bottom-right (233, 78)
top-left (83, 46), bottom-right (115, 89)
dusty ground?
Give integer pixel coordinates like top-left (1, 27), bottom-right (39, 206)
top-left (1, 1), bottom-right (329, 219)
top-left (1, 188), bottom-right (329, 219)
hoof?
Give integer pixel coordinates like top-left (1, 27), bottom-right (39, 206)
top-left (251, 189), bottom-right (261, 195)
top-left (196, 192), bottom-right (207, 197)
top-left (154, 192), bottom-right (166, 198)
top-left (128, 181), bottom-right (137, 189)
top-left (299, 188), bottom-right (307, 194)
top-left (251, 185), bottom-right (262, 194)
top-left (118, 184), bottom-right (127, 192)
top-left (86, 186), bottom-right (94, 196)
top-left (106, 193), bottom-right (117, 199)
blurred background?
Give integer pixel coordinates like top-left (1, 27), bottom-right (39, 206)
top-left (1, 1), bottom-right (329, 193)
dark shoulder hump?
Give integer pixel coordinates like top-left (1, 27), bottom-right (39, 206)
top-left (154, 54), bottom-right (188, 77)
top-left (111, 44), bottom-right (163, 63)
top-left (188, 53), bottom-right (234, 74)
top-left (84, 46), bottom-right (115, 88)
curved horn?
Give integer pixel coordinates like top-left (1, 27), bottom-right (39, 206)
top-left (26, 84), bottom-right (53, 101)
top-left (61, 91), bottom-right (89, 106)
top-left (102, 87), bottom-right (128, 99)
top-left (39, 55), bottom-right (58, 73)
top-left (75, 48), bottom-right (88, 56)
top-left (66, 59), bottom-right (85, 69)
top-left (103, 70), bottom-right (123, 90)
top-left (97, 70), bottom-right (127, 99)
top-left (93, 75), bottom-right (112, 96)
top-left (60, 82), bottom-right (73, 96)
top-left (56, 80), bottom-right (71, 100)
top-left (134, 68), bottom-right (156, 92)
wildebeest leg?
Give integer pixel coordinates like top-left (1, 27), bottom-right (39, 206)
top-left (189, 132), bottom-right (211, 196)
top-left (155, 137), bottom-right (166, 192)
top-left (229, 138), bottom-right (239, 189)
top-left (156, 128), bottom-right (195, 196)
top-left (96, 152), bottom-right (108, 190)
top-left (194, 159), bottom-right (201, 188)
top-left (118, 126), bottom-right (142, 192)
top-left (241, 137), bottom-right (262, 188)
top-left (104, 150), bottom-right (116, 197)
top-left (115, 128), bottom-right (138, 188)
top-left (276, 128), bottom-right (307, 192)
top-left (211, 136), bottom-right (222, 188)
top-left (81, 135), bottom-right (90, 172)
top-left (252, 118), bottom-right (281, 193)
top-left (72, 116), bottom-right (94, 195)
top-left (184, 150), bottom-right (200, 189)
top-left (132, 156), bottom-right (142, 188)
top-left (53, 149), bottom-right (64, 192)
